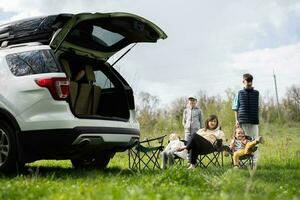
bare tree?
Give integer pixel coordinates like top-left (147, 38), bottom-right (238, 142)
top-left (136, 92), bottom-right (160, 131)
top-left (283, 85), bottom-right (300, 121)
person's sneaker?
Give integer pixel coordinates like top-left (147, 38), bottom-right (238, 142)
top-left (257, 136), bottom-right (264, 144)
top-left (187, 164), bottom-right (195, 170)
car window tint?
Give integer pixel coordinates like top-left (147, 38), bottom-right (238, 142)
top-left (67, 24), bottom-right (127, 52)
top-left (91, 26), bottom-right (124, 47)
top-left (94, 70), bottom-right (114, 89)
top-left (6, 50), bottom-right (61, 76)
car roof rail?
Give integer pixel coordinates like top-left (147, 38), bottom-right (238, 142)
top-left (1, 41), bottom-right (9, 48)
top-left (0, 41), bottom-right (43, 49)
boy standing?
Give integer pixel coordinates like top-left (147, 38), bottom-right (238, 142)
top-left (232, 73), bottom-right (260, 166)
top-left (182, 95), bottom-right (203, 142)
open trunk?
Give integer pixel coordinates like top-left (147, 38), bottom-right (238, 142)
top-left (0, 12), bottom-right (167, 121)
top-left (48, 13), bottom-right (166, 121)
top-left (58, 52), bottom-right (133, 121)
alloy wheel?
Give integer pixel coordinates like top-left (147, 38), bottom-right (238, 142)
top-left (0, 128), bottom-right (9, 166)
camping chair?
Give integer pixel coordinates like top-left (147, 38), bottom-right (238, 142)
top-left (128, 135), bottom-right (166, 170)
top-left (173, 139), bottom-right (224, 168)
top-left (230, 136), bottom-right (258, 169)
top-left (238, 149), bottom-right (256, 169)
top-left (196, 139), bottom-right (224, 168)
top-left (173, 139), bottom-right (188, 166)
top-left (234, 146), bottom-right (258, 169)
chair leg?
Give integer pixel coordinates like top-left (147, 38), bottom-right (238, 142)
top-left (141, 149), bottom-right (161, 170)
top-left (128, 150), bottom-right (131, 168)
top-left (142, 153), bottom-right (155, 170)
top-left (141, 153), bottom-right (152, 170)
top-left (138, 151), bottom-right (141, 170)
top-left (129, 149), bottom-right (140, 169)
top-left (250, 156), bottom-right (254, 169)
top-left (135, 149), bottom-right (162, 170)
top-left (151, 149), bottom-right (162, 169)
top-left (221, 152), bottom-right (224, 166)
top-left (197, 152), bottom-right (223, 168)
top-left (128, 149), bottom-right (132, 169)
top-left (239, 156), bottom-right (253, 169)
top-left (133, 151), bottom-right (139, 169)
top-left (209, 153), bottom-right (220, 167)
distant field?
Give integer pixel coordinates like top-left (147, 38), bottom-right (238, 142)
top-left (0, 124), bottom-right (299, 200)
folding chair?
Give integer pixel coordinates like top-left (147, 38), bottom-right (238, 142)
top-left (196, 139), bottom-right (224, 168)
top-left (235, 146), bottom-right (257, 169)
top-left (172, 139), bottom-right (188, 166)
top-left (128, 135), bottom-right (166, 170)
top-left (230, 136), bottom-right (258, 169)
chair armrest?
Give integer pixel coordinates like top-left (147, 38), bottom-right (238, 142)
top-left (213, 139), bottom-right (223, 152)
top-left (139, 135), bottom-right (166, 144)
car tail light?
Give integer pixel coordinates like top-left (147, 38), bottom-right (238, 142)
top-left (35, 78), bottom-right (70, 100)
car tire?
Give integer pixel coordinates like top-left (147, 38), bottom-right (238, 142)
top-left (0, 121), bottom-right (17, 173)
top-left (71, 152), bottom-right (111, 169)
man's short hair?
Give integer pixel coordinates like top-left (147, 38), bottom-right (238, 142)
top-left (243, 73), bottom-right (253, 82)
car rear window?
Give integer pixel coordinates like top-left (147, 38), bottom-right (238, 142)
top-left (94, 70), bottom-right (115, 89)
top-left (6, 49), bottom-right (61, 76)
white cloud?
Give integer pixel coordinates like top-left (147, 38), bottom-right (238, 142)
top-left (1, 0), bottom-right (300, 106)
top-left (231, 43), bottom-right (300, 99)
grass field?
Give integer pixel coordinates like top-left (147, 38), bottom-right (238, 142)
top-left (0, 123), bottom-right (299, 200)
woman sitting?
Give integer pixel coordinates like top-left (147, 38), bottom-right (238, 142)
top-left (178, 114), bottom-right (226, 169)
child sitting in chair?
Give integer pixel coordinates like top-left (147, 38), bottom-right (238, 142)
top-left (229, 127), bottom-right (264, 168)
top-left (161, 133), bottom-right (187, 169)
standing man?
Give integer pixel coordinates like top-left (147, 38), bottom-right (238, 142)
top-left (232, 73), bottom-right (260, 167)
top-left (182, 95), bottom-right (203, 142)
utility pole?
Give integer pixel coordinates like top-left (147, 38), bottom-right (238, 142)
top-left (273, 69), bottom-right (281, 120)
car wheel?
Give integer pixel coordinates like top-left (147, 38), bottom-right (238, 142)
top-left (71, 152), bottom-right (111, 169)
top-left (0, 121), bottom-right (17, 172)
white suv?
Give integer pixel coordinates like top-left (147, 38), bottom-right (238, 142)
top-left (0, 12), bottom-right (166, 172)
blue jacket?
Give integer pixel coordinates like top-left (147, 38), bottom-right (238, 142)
top-left (232, 88), bottom-right (259, 124)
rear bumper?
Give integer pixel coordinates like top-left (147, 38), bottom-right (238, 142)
top-left (15, 99), bottom-right (139, 131)
top-left (18, 127), bottom-right (140, 163)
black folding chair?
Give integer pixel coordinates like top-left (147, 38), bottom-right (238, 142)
top-left (235, 146), bottom-right (257, 169)
top-left (128, 135), bottom-right (166, 170)
top-left (230, 136), bottom-right (258, 169)
top-left (197, 152), bottom-right (224, 168)
top-left (196, 139), bottom-right (224, 168)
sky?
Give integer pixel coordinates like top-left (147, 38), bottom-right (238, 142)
top-left (1, 0), bottom-right (300, 106)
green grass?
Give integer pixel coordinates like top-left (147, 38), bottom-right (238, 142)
top-left (0, 124), bottom-right (299, 200)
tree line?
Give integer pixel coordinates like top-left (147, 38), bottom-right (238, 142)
top-left (136, 85), bottom-right (300, 138)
